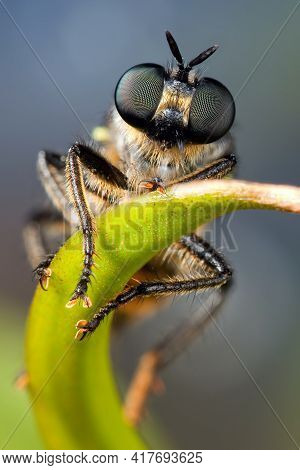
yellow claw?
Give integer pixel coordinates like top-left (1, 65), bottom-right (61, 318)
top-left (75, 319), bottom-right (89, 329)
top-left (66, 296), bottom-right (92, 309)
top-left (40, 268), bottom-right (52, 291)
top-left (74, 329), bottom-right (87, 341)
top-left (66, 298), bottom-right (78, 309)
top-left (83, 296), bottom-right (92, 308)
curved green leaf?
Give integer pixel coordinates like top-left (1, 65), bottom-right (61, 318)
top-left (25, 180), bottom-right (300, 449)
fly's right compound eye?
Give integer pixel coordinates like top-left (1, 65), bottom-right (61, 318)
top-left (188, 77), bottom-right (235, 143)
top-left (115, 63), bottom-right (165, 129)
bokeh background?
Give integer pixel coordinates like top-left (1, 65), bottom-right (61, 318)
top-left (1, 0), bottom-right (300, 449)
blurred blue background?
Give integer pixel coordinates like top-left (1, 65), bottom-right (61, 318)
top-left (0, 0), bottom-right (300, 449)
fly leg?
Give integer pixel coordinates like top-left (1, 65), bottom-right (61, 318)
top-left (75, 234), bottom-right (232, 338)
top-left (23, 209), bottom-right (70, 290)
top-left (166, 154), bottom-right (237, 186)
top-left (65, 142), bottom-right (128, 308)
top-left (137, 154), bottom-right (236, 198)
top-left (123, 281), bottom-right (232, 424)
top-left (75, 234), bottom-right (232, 423)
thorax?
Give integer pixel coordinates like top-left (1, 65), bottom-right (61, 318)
top-left (105, 107), bottom-right (234, 191)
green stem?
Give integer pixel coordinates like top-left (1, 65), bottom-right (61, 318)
top-left (25, 179), bottom-right (300, 449)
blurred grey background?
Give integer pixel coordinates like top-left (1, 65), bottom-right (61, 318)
top-left (1, 0), bottom-right (300, 449)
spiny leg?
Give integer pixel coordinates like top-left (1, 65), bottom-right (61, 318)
top-left (167, 153), bottom-right (237, 186)
top-left (37, 150), bottom-right (74, 223)
top-left (137, 154), bottom-right (237, 194)
top-left (23, 209), bottom-right (69, 290)
top-left (65, 142), bottom-right (128, 308)
top-left (33, 256), bottom-right (54, 291)
top-left (37, 149), bottom-right (113, 224)
top-left (123, 281), bottom-right (232, 425)
top-left (75, 234), bottom-right (232, 339)
top-left (30, 146), bottom-right (127, 295)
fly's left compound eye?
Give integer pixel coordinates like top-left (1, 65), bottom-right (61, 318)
top-left (115, 63), bottom-right (165, 129)
top-left (188, 78), bottom-right (235, 143)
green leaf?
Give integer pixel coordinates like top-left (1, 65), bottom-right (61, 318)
top-left (25, 180), bottom-right (300, 449)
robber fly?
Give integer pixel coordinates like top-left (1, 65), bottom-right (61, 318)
top-left (24, 32), bottom-right (236, 423)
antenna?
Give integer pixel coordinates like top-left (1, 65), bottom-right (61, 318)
top-left (165, 31), bottom-right (219, 80)
top-left (165, 31), bottom-right (184, 69)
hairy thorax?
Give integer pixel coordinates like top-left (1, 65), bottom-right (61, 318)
top-left (107, 106), bottom-right (234, 192)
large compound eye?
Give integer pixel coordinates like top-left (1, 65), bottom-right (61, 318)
top-left (115, 63), bottom-right (165, 128)
top-left (188, 78), bottom-right (235, 143)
